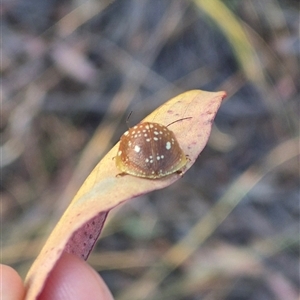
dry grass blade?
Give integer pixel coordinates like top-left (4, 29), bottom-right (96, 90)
top-left (24, 89), bottom-right (226, 299)
top-left (195, 0), bottom-right (264, 84)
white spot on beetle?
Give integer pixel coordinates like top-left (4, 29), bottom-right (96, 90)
top-left (134, 145), bottom-right (141, 153)
top-left (166, 141), bottom-right (171, 150)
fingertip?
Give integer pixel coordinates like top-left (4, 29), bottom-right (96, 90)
top-left (38, 252), bottom-right (113, 300)
top-left (0, 264), bottom-right (25, 300)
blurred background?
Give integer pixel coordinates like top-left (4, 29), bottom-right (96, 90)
top-left (1, 0), bottom-right (299, 299)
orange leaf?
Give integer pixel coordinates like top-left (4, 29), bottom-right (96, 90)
top-left (24, 89), bottom-right (226, 299)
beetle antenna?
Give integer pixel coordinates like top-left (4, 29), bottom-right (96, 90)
top-left (166, 117), bottom-right (192, 127)
top-left (126, 111), bottom-right (133, 128)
